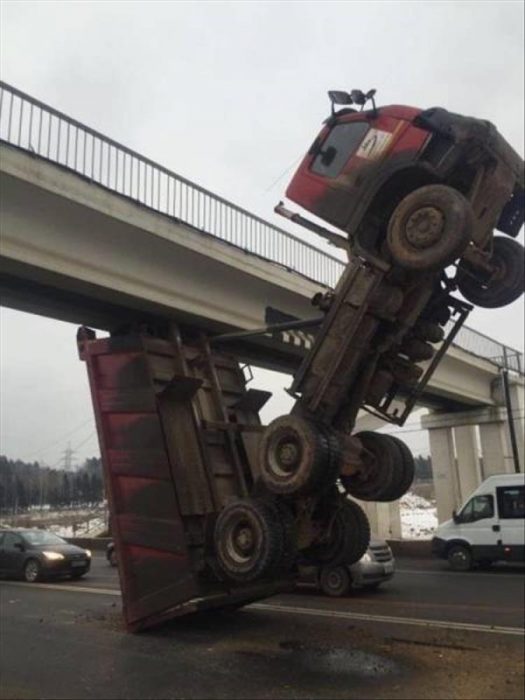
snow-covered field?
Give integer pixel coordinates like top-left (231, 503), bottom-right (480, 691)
top-left (400, 491), bottom-right (438, 539)
top-left (0, 506), bottom-right (107, 538)
top-left (2, 493), bottom-right (439, 541)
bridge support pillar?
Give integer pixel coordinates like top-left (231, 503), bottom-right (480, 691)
top-left (426, 425), bottom-right (459, 524)
top-left (423, 394), bottom-right (525, 523)
top-left (356, 500), bottom-right (402, 540)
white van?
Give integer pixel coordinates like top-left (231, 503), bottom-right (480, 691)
top-left (432, 473), bottom-right (525, 571)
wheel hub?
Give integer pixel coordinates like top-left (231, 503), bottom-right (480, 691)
top-left (234, 526), bottom-right (255, 554)
top-left (277, 441), bottom-right (300, 470)
top-left (405, 207), bottom-right (444, 248)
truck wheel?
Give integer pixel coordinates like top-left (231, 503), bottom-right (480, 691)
top-left (258, 416), bottom-right (332, 496)
top-left (214, 498), bottom-right (283, 583)
top-left (387, 185), bottom-right (473, 270)
top-left (304, 497), bottom-right (370, 567)
top-left (399, 337), bottom-right (435, 362)
top-left (447, 544), bottom-right (473, 572)
top-left (378, 435), bottom-right (415, 501)
top-left (414, 320), bottom-right (445, 344)
top-left (341, 432), bottom-right (395, 501)
top-left (457, 237), bottom-right (525, 308)
top-left (319, 566), bottom-right (351, 597)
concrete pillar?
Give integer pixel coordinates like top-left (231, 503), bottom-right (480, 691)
top-left (356, 500), bottom-right (402, 540)
top-left (427, 426), bottom-right (459, 523)
top-left (453, 425), bottom-right (481, 503)
top-left (507, 381), bottom-right (525, 471)
top-left (479, 421), bottom-right (513, 477)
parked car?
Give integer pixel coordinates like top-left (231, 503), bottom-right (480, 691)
top-left (0, 529), bottom-right (91, 582)
top-left (106, 540), bottom-right (117, 567)
top-left (298, 536), bottom-right (395, 597)
top-left (432, 473), bottom-right (525, 571)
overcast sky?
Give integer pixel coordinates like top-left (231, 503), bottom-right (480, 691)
top-left (1, 0), bottom-right (523, 466)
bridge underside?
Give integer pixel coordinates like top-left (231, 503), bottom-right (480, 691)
top-left (0, 143), bottom-right (505, 411)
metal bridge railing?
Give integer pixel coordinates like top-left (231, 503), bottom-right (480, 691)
top-left (0, 81), bottom-right (522, 375)
top-left (0, 81), bottom-right (343, 289)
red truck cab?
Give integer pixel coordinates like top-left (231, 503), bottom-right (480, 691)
top-left (283, 91), bottom-right (524, 308)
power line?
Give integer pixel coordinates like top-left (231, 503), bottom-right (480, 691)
top-left (21, 415), bottom-right (94, 461)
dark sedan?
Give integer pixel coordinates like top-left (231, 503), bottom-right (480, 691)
top-left (0, 529), bottom-right (91, 582)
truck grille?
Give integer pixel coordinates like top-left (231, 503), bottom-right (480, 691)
top-left (369, 545), bottom-right (392, 563)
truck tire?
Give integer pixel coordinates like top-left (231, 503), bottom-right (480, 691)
top-left (340, 432), bottom-right (395, 501)
top-left (378, 435), bottom-right (415, 501)
top-left (457, 237), bottom-right (525, 308)
top-left (319, 565), bottom-right (351, 597)
top-left (387, 185), bottom-right (473, 270)
top-left (399, 337), bottom-right (435, 362)
top-left (258, 416), bottom-right (331, 496)
top-left (214, 498), bottom-right (284, 583)
top-left (304, 497), bottom-right (370, 567)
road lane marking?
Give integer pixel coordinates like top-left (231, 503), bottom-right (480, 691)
top-left (2, 582), bottom-right (523, 637)
top-left (0, 582), bottom-right (120, 596)
top-left (249, 602), bottom-right (525, 637)
top-left (396, 568), bottom-right (525, 578)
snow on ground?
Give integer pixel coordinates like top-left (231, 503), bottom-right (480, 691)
top-left (400, 491), bottom-right (438, 540)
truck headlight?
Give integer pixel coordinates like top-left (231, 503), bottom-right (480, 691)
top-left (43, 551), bottom-right (65, 561)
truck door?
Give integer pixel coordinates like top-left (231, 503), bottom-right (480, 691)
top-left (496, 485), bottom-right (525, 562)
top-left (456, 493), bottom-right (500, 561)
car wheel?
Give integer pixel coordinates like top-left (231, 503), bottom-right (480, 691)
top-left (24, 559), bottom-right (41, 583)
top-left (319, 566), bottom-right (351, 597)
top-left (447, 544), bottom-right (473, 572)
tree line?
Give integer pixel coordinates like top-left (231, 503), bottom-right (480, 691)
top-left (0, 451), bottom-right (434, 515)
top-left (0, 456), bottom-right (104, 514)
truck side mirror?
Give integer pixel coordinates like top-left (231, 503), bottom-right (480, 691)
top-left (452, 510), bottom-right (459, 524)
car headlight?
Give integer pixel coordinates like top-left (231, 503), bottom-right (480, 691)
top-left (84, 549), bottom-right (92, 558)
top-left (43, 551), bottom-right (65, 561)
top-left (360, 552), bottom-right (372, 564)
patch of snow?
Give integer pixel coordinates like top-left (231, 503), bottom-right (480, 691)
top-left (400, 491), bottom-right (438, 540)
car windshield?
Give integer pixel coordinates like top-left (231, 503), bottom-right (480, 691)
top-left (22, 531), bottom-right (67, 546)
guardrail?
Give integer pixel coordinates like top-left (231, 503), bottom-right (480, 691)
top-left (0, 81), bottom-right (522, 375)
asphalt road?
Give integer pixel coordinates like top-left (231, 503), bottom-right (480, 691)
top-left (1, 555), bottom-right (524, 700)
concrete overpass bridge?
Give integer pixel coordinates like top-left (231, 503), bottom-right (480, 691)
top-left (1, 81), bottom-right (523, 533)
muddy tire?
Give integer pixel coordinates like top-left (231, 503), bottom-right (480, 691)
top-left (258, 416), bottom-right (331, 496)
top-left (304, 497), bottom-right (371, 567)
top-left (414, 320), bottom-right (445, 344)
top-left (341, 432), bottom-right (396, 501)
top-left (387, 185), bottom-right (473, 270)
top-left (214, 498), bottom-right (284, 583)
top-left (458, 237), bottom-right (525, 308)
top-left (399, 338), bottom-right (435, 362)
top-left (319, 565), bottom-right (351, 597)
top-left (379, 435), bottom-right (415, 501)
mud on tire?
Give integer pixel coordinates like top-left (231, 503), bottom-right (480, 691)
top-left (303, 495), bottom-right (370, 567)
top-left (214, 498), bottom-right (284, 583)
top-left (258, 415), bottom-right (332, 496)
top-left (387, 184), bottom-right (473, 271)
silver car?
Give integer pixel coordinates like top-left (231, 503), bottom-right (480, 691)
top-left (298, 536), bottom-right (395, 597)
